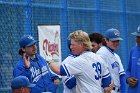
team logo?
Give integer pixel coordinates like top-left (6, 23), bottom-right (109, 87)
top-left (114, 30), bottom-right (120, 37)
top-left (28, 35), bottom-right (35, 40)
top-left (30, 66), bottom-right (48, 82)
top-left (111, 61), bottom-right (119, 69)
top-left (137, 26), bottom-right (140, 33)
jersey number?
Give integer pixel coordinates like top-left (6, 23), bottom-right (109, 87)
top-left (92, 62), bottom-right (101, 80)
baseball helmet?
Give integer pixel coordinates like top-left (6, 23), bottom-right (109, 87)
top-left (104, 28), bottom-right (123, 41)
top-left (131, 25), bottom-right (140, 36)
top-left (19, 35), bottom-right (37, 48)
top-left (11, 76), bottom-right (35, 89)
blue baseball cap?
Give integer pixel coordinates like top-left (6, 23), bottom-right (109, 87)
top-left (104, 28), bottom-right (123, 41)
top-left (131, 25), bottom-right (140, 36)
top-left (19, 35), bottom-right (37, 48)
top-left (11, 76), bottom-right (36, 89)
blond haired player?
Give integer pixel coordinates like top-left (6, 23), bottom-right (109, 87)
top-left (46, 30), bottom-right (112, 93)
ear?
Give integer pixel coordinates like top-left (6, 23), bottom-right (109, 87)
top-left (99, 43), bottom-right (102, 47)
top-left (21, 87), bottom-right (24, 92)
top-left (22, 48), bottom-right (25, 52)
top-left (80, 43), bottom-right (85, 50)
top-left (105, 38), bottom-right (108, 42)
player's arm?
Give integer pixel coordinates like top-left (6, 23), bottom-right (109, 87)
top-left (13, 66), bottom-right (31, 77)
top-left (115, 54), bottom-right (127, 93)
top-left (44, 51), bottom-right (69, 76)
top-left (44, 51), bottom-right (61, 75)
top-left (103, 80), bottom-right (114, 93)
top-left (126, 49), bottom-right (134, 79)
top-left (48, 61), bottom-right (69, 76)
top-left (126, 51), bottom-right (138, 87)
top-left (102, 74), bottom-right (112, 93)
top-left (120, 74), bottom-right (127, 93)
top-left (126, 50), bottom-right (138, 87)
top-left (13, 53), bottom-right (32, 77)
top-left (101, 57), bottom-right (112, 93)
top-left (64, 76), bottom-right (76, 89)
top-left (48, 62), bottom-right (61, 75)
top-left (49, 71), bottom-right (61, 85)
top-left (102, 73), bottom-right (111, 88)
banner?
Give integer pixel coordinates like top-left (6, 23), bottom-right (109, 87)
top-left (38, 25), bottom-right (61, 64)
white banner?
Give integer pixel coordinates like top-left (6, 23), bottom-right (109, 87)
top-left (38, 25), bottom-right (61, 64)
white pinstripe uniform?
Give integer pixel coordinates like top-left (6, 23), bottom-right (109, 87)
top-left (62, 51), bottom-right (110, 93)
top-left (61, 55), bottom-right (76, 93)
top-left (97, 46), bottom-right (125, 93)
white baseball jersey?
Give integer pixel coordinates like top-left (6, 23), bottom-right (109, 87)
top-left (62, 51), bottom-right (110, 93)
top-left (96, 46), bottom-right (125, 88)
top-left (61, 54), bottom-right (76, 93)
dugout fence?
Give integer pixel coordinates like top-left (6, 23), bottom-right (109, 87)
top-left (0, 0), bottom-right (140, 92)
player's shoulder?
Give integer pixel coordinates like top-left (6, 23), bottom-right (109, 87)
top-left (62, 54), bottom-right (76, 64)
top-left (96, 46), bottom-right (108, 56)
top-left (66, 54), bottom-right (76, 59)
top-left (83, 51), bottom-right (105, 62)
top-left (73, 51), bottom-right (93, 61)
top-left (80, 51), bottom-right (97, 58)
top-left (131, 45), bottom-right (139, 51)
top-left (114, 53), bottom-right (119, 56)
top-left (114, 53), bottom-right (122, 62)
top-left (14, 58), bottom-right (25, 67)
top-left (114, 53), bottom-right (120, 59)
top-left (97, 46), bottom-right (108, 52)
top-left (34, 54), bottom-right (45, 62)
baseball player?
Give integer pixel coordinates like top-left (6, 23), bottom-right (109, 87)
top-left (13, 35), bottom-right (60, 93)
top-left (96, 28), bottom-right (126, 93)
top-left (89, 32), bottom-right (106, 53)
top-left (11, 76), bottom-right (36, 93)
top-left (46, 30), bottom-right (111, 93)
top-left (89, 32), bottom-right (114, 91)
top-left (126, 25), bottom-right (140, 93)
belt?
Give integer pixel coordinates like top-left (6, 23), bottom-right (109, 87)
top-left (113, 87), bottom-right (120, 92)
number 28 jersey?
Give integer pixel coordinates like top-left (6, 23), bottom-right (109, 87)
top-left (61, 51), bottom-right (110, 93)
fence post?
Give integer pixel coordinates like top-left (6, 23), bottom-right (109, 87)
top-left (24, 0), bottom-right (32, 35)
top-left (60, 0), bottom-right (69, 60)
top-left (95, 0), bottom-right (101, 32)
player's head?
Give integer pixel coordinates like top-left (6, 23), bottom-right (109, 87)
top-left (104, 28), bottom-right (123, 50)
top-left (18, 35), bottom-right (38, 56)
top-left (89, 32), bottom-right (106, 53)
top-left (131, 25), bottom-right (140, 46)
top-left (11, 76), bottom-right (35, 93)
top-left (68, 30), bottom-right (92, 55)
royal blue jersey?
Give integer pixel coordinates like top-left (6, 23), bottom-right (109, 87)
top-left (13, 54), bottom-right (59, 93)
top-left (126, 45), bottom-right (140, 93)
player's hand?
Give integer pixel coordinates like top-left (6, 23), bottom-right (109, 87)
top-left (127, 77), bottom-right (138, 87)
top-left (104, 80), bottom-right (114, 93)
top-left (43, 51), bottom-right (53, 63)
top-left (23, 53), bottom-right (30, 69)
top-left (104, 87), bottom-right (111, 93)
top-left (109, 80), bottom-right (114, 90)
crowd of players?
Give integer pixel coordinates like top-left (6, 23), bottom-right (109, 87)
top-left (11, 26), bottom-right (140, 93)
